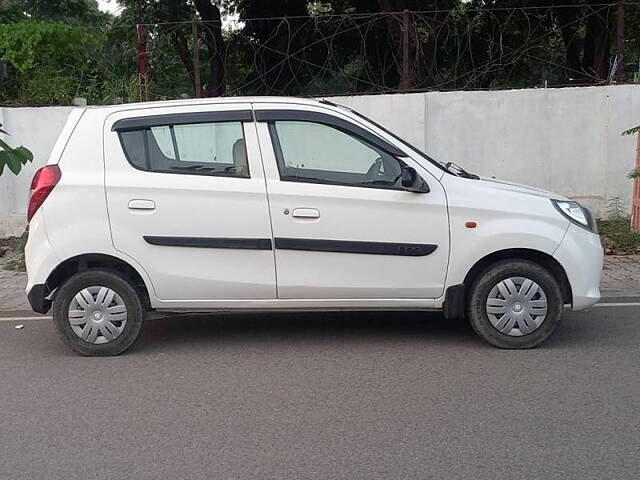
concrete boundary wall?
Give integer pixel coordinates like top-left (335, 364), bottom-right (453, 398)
top-left (0, 106), bottom-right (74, 237)
top-left (1, 86), bottom-right (638, 237)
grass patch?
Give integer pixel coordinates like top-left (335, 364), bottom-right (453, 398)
top-left (1, 229), bottom-right (28, 271)
top-left (598, 218), bottom-right (640, 255)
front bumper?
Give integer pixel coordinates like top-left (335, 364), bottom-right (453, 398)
top-left (553, 224), bottom-right (603, 310)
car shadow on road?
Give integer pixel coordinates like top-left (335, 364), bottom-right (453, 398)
top-left (134, 311), bottom-right (483, 354)
top-left (128, 306), bottom-right (625, 355)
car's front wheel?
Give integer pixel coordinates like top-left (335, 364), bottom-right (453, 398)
top-left (52, 270), bottom-right (144, 356)
top-left (467, 259), bottom-right (564, 349)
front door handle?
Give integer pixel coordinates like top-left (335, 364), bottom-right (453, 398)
top-left (128, 199), bottom-right (156, 210)
top-left (292, 208), bottom-right (320, 219)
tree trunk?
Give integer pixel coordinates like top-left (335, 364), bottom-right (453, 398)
top-left (193, 0), bottom-right (226, 97)
top-left (554, 5), bottom-right (583, 80)
top-left (582, 4), bottom-right (612, 80)
top-left (420, 1), bottom-right (456, 86)
top-left (376, 0), bottom-right (420, 90)
top-left (169, 30), bottom-right (200, 96)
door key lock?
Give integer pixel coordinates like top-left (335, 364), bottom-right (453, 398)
top-left (283, 208), bottom-right (290, 215)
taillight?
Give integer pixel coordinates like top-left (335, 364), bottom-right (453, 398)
top-left (27, 165), bottom-right (61, 222)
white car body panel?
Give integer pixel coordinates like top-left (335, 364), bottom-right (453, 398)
top-left (24, 96), bottom-right (603, 316)
top-left (553, 224), bottom-right (603, 310)
top-left (254, 103), bottom-right (450, 300)
top-left (40, 109), bottom-right (118, 265)
top-left (437, 174), bottom-right (571, 304)
top-left (103, 103), bottom-right (277, 302)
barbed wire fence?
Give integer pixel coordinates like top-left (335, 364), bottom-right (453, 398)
top-left (125, 3), bottom-right (638, 103)
top-left (2, 3), bottom-right (638, 105)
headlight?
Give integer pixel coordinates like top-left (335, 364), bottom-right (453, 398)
top-left (551, 200), bottom-right (597, 233)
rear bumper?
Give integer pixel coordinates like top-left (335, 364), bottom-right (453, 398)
top-left (27, 283), bottom-right (51, 314)
top-left (25, 210), bottom-right (60, 314)
top-left (553, 224), bottom-right (603, 310)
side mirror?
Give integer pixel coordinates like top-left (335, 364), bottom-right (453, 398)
top-left (401, 166), bottom-right (430, 193)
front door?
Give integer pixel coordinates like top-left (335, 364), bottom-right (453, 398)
top-left (104, 104), bottom-right (276, 302)
top-left (254, 105), bottom-right (449, 299)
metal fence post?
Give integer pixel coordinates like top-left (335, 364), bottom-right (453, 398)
top-left (136, 24), bottom-right (147, 102)
top-left (616, 0), bottom-right (625, 83)
top-left (399, 9), bottom-right (410, 92)
top-left (135, 0), bottom-right (147, 102)
top-left (192, 21), bottom-right (202, 98)
top-left (633, 133), bottom-right (640, 233)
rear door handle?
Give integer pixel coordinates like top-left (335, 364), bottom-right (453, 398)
top-left (292, 208), bottom-right (320, 219)
top-left (128, 199), bottom-right (156, 210)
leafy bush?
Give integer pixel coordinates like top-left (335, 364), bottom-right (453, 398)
top-left (0, 123), bottom-right (33, 176)
top-left (599, 197), bottom-right (640, 254)
top-left (0, 123), bottom-right (34, 272)
top-left (16, 70), bottom-right (78, 105)
top-left (3, 229), bottom-right (28, 271)
top-left (600, 218), bottom-right (640, 254)
top-left (621, 125), bottom-right (640, 179)
top-left (0, 22), bottom-right (97, 105)
top-left (0, 22), bottom-right (89, 73)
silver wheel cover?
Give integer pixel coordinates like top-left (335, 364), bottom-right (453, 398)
top-left (68, 286), bottom-right (127, 344)
top-left (486, 277), bottom-right (548, 337)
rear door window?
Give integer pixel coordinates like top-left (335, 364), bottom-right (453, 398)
top-left (119, 121), bottom-right (249, 177)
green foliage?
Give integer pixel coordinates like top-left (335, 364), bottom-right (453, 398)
top-left (0, 0), bottom-right (639, 104)
top-left (0, 123), bottom-right (34, 176)
top-left (3, 228), bottom-right (28, 271)
top-left (621, 125), bottom-right (640, 181)
top-left (0, 0), bottom-right (107, 25)
top-left (20, 0), bottom-right (107, 26)
top-left (607, 196), bottom-right (627, 221)
top-left (0, 20), bottom-right (140, 105)
top-left (16, 69), bottom-right (78, 104)
top-left (600, 198), bottom-right (640, 253)
top-left (0, 22), bottom-right (89, 73)
top-left (599, 217), bottom-right (640, 254)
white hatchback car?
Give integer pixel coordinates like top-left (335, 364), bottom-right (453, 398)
top-left (25, 97), bottom-right (603, 355)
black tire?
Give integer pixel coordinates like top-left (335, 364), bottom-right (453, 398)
top-left (52, 269), bottom-right (144, 356)
top-left (467, 259), bottom-right (563, 349)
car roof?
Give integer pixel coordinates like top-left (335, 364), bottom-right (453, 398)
top-left (86, 96), bottom-right (327, 111)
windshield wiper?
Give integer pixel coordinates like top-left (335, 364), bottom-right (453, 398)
top-left (445, 162), bottom-right (479, 180)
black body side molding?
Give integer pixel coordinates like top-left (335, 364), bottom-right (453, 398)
top-left (144, 236), bottom-right (273, 250)
top-left (143, 236), bottom-right (437, 257)
top-left (274, 238), bottom-right (437, 257)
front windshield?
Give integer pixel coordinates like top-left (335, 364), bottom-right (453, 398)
top-left (320, 99), bottom-right (449, 173)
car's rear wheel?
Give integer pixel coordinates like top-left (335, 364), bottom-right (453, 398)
top-left (467, 260), bottom-right (563, 349)
top-left (52, 270), bottom-right (144, 356)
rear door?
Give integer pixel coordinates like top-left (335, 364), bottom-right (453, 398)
top-left (254, 104), bottom-right (450, 299)
top-left (104, 104), bottom-right (276, 302)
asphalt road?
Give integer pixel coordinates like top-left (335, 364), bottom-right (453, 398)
top-left (1, 305), bottom-right (639, 480)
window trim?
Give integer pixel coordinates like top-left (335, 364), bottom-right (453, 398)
top-left (117, 120), bottom-right (251, 179)
top-left (266, 119), bottom-right (411, 192)
top-left (319, 99), bottom-right (449, 174)
top-left (255, 109), bottom-right (407, 158)
top-left (112, 110), bottom-right (253, 132)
